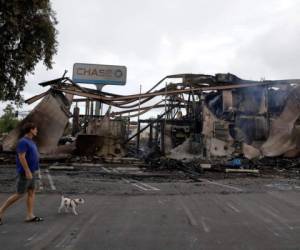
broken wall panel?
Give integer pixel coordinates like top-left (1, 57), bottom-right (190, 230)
top-left (235, 87), bottom-right (267, 114)
top-left (86, 118), bottom-right (126, 139)
top-left (261, 86), bottom-right (300, 157)
top-left (81, 118), bottom-right (127, 157)
top-left (205, 137), bottom-right (234, 157)
top-left (268, 88), bottom-right (289, 115)
top-left (222, 90), bottom-right (233, 112)
top-left (3, 91), bottom-right (71, 154)
top-left (234, 116), bottom-right (268, 143)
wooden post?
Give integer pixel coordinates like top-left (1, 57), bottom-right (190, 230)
top-left (90, 101), bottom-right (94, 116)
top-left (160, 121), bottom-right (165, 155)
top-left (148, 123), bottom-right (153, 148)
top-left (136, 120), bottom-right (141, 155)
top-left (155, 119), bottom-right (159, 145)
top-left (72, 106), bottom-right (80, 136)
top-left (86, 100), bottom-right (90, 117)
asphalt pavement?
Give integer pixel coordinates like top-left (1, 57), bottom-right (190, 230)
top-left (0, 164), bottom-right (299, 250)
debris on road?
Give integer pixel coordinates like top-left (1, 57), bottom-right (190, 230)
top-left (225, 169), bottom-right (260, 174)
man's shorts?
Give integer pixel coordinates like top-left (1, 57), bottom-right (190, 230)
top-left (16, 173), bottom-right (36, 194)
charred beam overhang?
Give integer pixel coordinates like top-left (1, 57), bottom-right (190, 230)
top-left (51, 80), bottom-right (278, 102)
top-left (25, 89), bottom-right (72, 107)
top-left (125, 105), bottom-right (177, 143)
top-left (110, 104), bottom-right (186, 116)
top-left (34, 73), bottom-right (300, 106)
top-left (25, 90), bottom-right (50, 104)
top-left (38, 77), bottom-right (68, 87)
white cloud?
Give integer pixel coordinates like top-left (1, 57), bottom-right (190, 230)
top-left (2, 0), bottom-right (300, 116)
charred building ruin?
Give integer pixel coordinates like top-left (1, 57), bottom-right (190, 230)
top-left (2, 73), bottom-right (300, 164)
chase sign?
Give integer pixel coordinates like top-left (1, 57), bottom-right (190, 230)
top-left (72, 63), bottom-right (127, 85)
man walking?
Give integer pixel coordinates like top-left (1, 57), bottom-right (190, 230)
top-left (0, 122), bottom-right (43, 225)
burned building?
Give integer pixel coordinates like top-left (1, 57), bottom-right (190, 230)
top-left (130, 73), bottom-right (300, 161)
top-left (2, 73), bottom-right (300, 164)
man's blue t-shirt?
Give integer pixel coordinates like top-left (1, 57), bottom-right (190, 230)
top-left (16, 137), bottom-right (39, 174)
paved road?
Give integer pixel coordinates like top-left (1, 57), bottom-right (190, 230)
top-left (0, 192), bottom-right (300, 250)
top-left (0, 165), bottom-right (299, 250)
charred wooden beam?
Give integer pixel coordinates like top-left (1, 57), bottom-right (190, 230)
top-left (125, 106), bottom-right (176, 143)
top-left (52, 80), bottom-right (286, 103)
top-left (25, 90), bottom-right (50, 104)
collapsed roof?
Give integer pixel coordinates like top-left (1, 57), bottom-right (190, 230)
top-left (4, 73), bottom-right (300, 160)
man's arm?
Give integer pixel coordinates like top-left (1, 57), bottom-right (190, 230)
top-left (18, 153), bottom-right (33, 179)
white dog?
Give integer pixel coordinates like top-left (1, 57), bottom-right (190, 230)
top-left (58, 195), bottom-right (85, 215)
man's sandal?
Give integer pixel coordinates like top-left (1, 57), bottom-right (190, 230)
top-left (25, 216), bottom-right (44, 223)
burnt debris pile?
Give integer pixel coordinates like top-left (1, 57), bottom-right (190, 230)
top-left (1, 73), bottom-right (300, 174)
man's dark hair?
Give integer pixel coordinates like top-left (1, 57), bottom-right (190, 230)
top-left (22, 122), bottom-right (37, 135)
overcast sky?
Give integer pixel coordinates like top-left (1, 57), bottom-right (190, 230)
top-left (2, 0), bottom-right (300, 115)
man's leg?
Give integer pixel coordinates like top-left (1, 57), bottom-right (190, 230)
top-left (0, 193), bottom-right (23, 219)
top-left (26, 189), bottom-right (35, 220)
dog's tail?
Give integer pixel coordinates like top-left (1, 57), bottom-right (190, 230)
top-left (60, 192), bottom-right (64, 199)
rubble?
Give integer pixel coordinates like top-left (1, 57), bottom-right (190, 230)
top-left (1, 73), bottom-right (300, 176)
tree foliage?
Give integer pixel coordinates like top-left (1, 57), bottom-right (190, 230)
top-left (0, 104), bottom-right (19, 133)
top-left (0, 0), bottom-right (58, 103)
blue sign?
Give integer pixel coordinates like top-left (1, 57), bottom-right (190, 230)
top-left (72, 63), bottom-right (127, 85)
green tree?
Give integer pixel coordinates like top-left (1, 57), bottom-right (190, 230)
top-left (0, 104), bottom-right (19, 133)
top-left (0, 0), bottom-right (58, 103)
